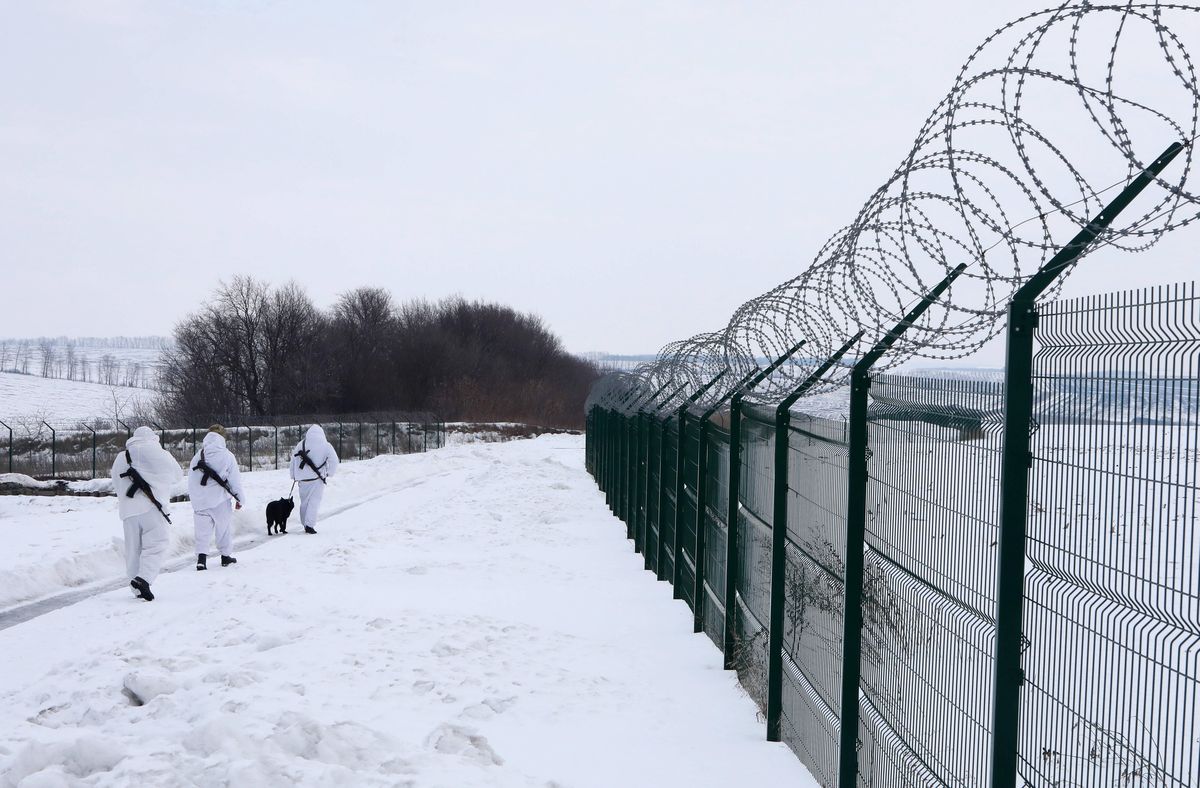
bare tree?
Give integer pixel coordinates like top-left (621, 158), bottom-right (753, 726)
top-left (329, 286), bottom-right (398, 411)
top-left (99, 354), bottom-right (119, 385)
top-left (15, 341), bottom-right (31, 374)
top-left (122, 361), bottom-right (144, 388)
top-left (38, 339), bottom-right (55, 378)
top-left (156, 281), bottom-right (599, 428)
top-left (158, 277), bottom-right (328, 420)
top-left (64, 342), bottom-right (78, 381)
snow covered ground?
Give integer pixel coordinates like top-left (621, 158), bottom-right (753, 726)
top-left (0, 436), bottom-right (816, 787)
top-left (0, 372), bottom-right (151, 422)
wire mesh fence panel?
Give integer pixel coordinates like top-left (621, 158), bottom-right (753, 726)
top-left (647, 419), bottom-right (661, 576)
top-left (702, 422), bottom-right (731, 651)
top-left (860, 375), bottom-right (1005, 786)
top-left (780, 409), bottom-right (850, 785)
top-left (4, 420), bottom-right (132, 480)
top-left (733, 403), bottom-right (777, 712)
top-left (660, 418), bottom-right (679, 584)
top-left (1019, 283), bottom-right (1200, 786)
top-left (581, 284), bottom-right (1197, 785)
top-left (0, 415), bottom-right (447, 483)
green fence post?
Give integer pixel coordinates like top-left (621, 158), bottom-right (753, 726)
top-left (641, 411), bottom-right (653, 560)
top-left (634, 411), bottom-right (646, 554)
top-left (618, 412), bottom-right (627, 522)
top-left (614, 405), bottom-right (624, 510)
top-left (657, 415), bottom-right (669, 579)
top-left (765, 397), bottom-right (791, 742)
top-left (672, 405), bottom-right (688, 597)
top-left (86, 425), bottom-right (97, 478)
top-left (835, 266), bottom-right (967, 783)
top-left (611, 408), bottom-right (619, 510)
top-left (241, 422), bottom-right (253, 471)
top-left (41, 421), bottom-right (56, 478)
top-left (723, 395), bottom-right (743, 668)
top-left (601, 409), bottom-right (610, 506)
top-left (693, 415), bottom-right (711, 633)
top-left (987, 140), bottom-right (1183, 788)
top-left (0, 420), bottom-right (11, 474)
top-left (633, 412), bottom-right (643, 527)
top-left (618, 413), bottom-right (627, 527)
top-left (643, 413), bottom-right (653, 563)
top-left (610, 412), bottom-right (619, 513)
top-left (628, 412), bottom-right (638, 543)
top-left (641, 412), bottom-right (652, 558)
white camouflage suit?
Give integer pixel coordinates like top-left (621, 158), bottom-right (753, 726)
top-left (110, 427), bottom-right (180, 586)
top-left (187, 431), bottom-right (246, 558)
top-left (288, 425), bottom-right (339, 531)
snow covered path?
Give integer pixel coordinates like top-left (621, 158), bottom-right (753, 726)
top-left (0, 436), bottom-right (817, 787)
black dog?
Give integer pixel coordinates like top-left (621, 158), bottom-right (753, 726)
top-left (265, 497), bottom-right (295, 535)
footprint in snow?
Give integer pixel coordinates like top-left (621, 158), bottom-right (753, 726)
top-left (461, 696), bottom-right (517, 720)
top-left (425, 723), bottom-right (503, 766)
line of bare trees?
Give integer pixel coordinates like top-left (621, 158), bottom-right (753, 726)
top-left (0, 339), bottom-right (152, 388)
top-left (157, 277), bottom-right (600, 429)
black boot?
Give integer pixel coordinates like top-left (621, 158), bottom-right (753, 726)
top-left (196, 553), bottom-right (207, 571)
top-left (221, 555), bottom-right (237, 567)
top-left (304, 526), bottom-right (317, 534)
top-left (130, 576), bottom-right (154, 601)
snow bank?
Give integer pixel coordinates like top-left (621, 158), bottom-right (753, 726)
top-left (0, 436), bottom-right (817, 787)
top-left (0, 474), bottom-right (116, 496)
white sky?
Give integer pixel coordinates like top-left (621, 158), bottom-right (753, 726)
top-left (2, 1), bottom-right (1197, 363)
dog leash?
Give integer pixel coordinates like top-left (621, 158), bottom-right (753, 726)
top-left (288, 480), bottom-right (296, 497)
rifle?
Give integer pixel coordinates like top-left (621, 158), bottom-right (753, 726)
top-left (192, 449), bottom-right (242, 505)
top-left (294, 440), bottom-right (328, 485)
top-left (120, 450), bottom-right (172, 524)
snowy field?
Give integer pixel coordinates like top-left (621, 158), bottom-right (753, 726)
top-left (0, 436), bottom-right (816, 787)
top-left (0, 372), bottom-right (152, 422)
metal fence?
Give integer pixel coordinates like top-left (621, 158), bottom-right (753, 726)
top-left (0, 413), bottom-right (446, 480)
top-left (585, 281), bottom-right (1199, 787)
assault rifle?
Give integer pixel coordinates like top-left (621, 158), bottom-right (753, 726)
top-left (294, 440), bottom-right (328, 484)
top-left (120, 450), bottom-right (172, 524)
top-left (192, 449), bottom-right (242, 505)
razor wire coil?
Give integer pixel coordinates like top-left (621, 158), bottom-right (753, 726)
top-left (590, 2), bottom-right (1200, 413)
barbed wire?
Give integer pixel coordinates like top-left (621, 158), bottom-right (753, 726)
top-left (590, 2), bottom-right (1200, 413)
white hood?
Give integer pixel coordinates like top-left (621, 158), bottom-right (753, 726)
top-left (111, 426), bottom-right (182, 520)
top-left (289, 424), bottom-right (340, 482)
top-left (202, 431), bottom-right (228, 452)
top-left (127, 425), bottom-right (158, 450)
top-left (187, 430), bottom-right (245, 510)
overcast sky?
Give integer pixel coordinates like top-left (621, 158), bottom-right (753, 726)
top-left (2, 1), bottom-right (1197, 363)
